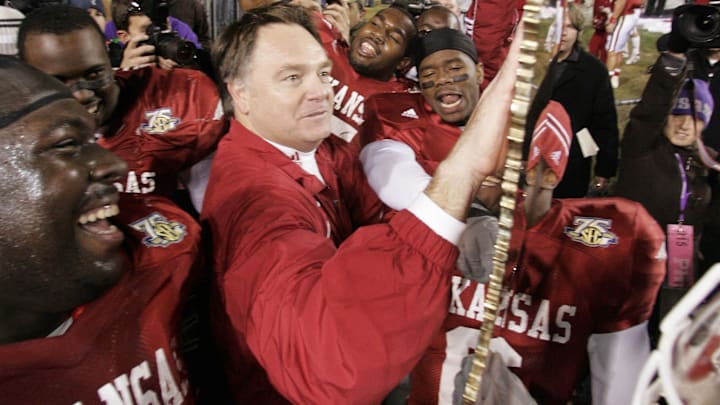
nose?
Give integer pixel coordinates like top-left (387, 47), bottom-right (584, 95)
top-left (85, 144), bottom-right (128, 184)
top-left (306, 74), bottom-right (333, 102)
top-left (71, 87), bottom-right (95, 106)
top-left (436, 69), bottom-right (454, 86)
top-left (369, 29), bottom-right (384, 45)
top-left (679, 115), bottom-right (694, 128)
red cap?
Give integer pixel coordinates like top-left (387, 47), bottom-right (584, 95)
top-left (526, 100), bottom-right (573, 180)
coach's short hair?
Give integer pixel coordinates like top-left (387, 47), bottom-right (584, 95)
top-left (212, 4), bottom-right (319, 115)
top-left (212, 3), bottom-right (319, 85)
top-left (17, 4), bottom-right (105, 61)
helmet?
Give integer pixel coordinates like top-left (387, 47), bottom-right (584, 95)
top-left (633, 263), bottom-right (720, 405)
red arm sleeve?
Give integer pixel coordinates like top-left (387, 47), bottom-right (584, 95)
top-left (217, 186), bottom-right (455, 404)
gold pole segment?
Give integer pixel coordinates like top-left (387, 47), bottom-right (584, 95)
top-left (462, 1), bottom-right (542, 403)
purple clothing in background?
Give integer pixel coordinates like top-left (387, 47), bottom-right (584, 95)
top-left (105, 16), bottom-right (201, 49)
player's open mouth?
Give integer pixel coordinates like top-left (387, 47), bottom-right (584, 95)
top-left (437, 93), bottom-right (462, 109)
top-left (357, 40), bottom-right (379, 58)
top-left (78, 204), bottom-right (122, 241)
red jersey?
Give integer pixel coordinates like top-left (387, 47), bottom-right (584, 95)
top-left (360, 92), bottom-right (461, 173)
top-left (464, 0), bottom-right (521, 89)
top-left (361, 92), bottom-right (666, 404)
top-left (621, 0), bottom-right (644, 15)
top-left (593, 0), bottom-right (613, 30)
top-left (412, 198), bottom-right (665, 404)
top-left (317, 18), bottom-right (412, 153)
top-left (99, 66), bottom-right (226, 198)
top-left (201, 120), bottom-right (457, 404)
top-left (0, 194), bottom-right (202, 404)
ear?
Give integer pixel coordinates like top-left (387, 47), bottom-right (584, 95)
top-left (116, 30), bottom-right (130, 45)
top-left (475, 61), bottom-right (484, 86)
top-left (395, 56), bottom-right (413, 75)
top-left (226, 79), bottom-right (250, 116)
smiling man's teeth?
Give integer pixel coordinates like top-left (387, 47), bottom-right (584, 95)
top-left (359, 41), bottom-right (377, 57)
top-left (439, 95), bottom-right (462, 108)
top-left (79, 204), bottom-right (120, 225)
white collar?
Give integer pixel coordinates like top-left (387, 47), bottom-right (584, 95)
top-left (262, 137), bottom-right (326, 185)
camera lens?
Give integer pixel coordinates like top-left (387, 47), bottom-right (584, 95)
top-left (695, 11), bottom-right (718, 34)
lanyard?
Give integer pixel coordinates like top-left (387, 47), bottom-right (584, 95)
top-left (675, 153), bottom-right (690, 223)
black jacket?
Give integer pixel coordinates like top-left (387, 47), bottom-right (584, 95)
top-left (525, 45), bottom-right (619, 198)
top-left (615, 54), bottom-right (711, 231)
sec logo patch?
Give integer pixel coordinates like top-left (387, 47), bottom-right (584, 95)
top-left (130, 212), bottom-right (187, 248)
top-left (140, 108), bottom-right (180, 134)
top-left (563, 216), bottom-right (618, 248)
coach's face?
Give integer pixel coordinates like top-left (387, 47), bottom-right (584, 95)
top-left (228, 23), bottom-right (334, 152)
top-left (419, 49), bottom-right (482, 125)
top-left (349, 7), bottom-right (415, 81)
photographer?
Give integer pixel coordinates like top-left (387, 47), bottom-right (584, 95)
top-left (18, 4), bottom-right (226, 209)
top-left (615, 4), bottom-right (720, 345)
top-left (109, 0), bottom-right (200, 70)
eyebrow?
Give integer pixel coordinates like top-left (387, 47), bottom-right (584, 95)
top-left (44, 116), bottom-right (93, 137)
top-left (376, 12), bottom-right (409, 38)
top-left (53, 64), bottom-right (107, 82)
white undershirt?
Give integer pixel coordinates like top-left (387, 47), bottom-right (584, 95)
top-left (262, 137), bottom-right (326, 185)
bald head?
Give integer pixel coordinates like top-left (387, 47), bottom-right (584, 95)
top-left (0, 55), bottom-right (73, 130)
top-left (416, 6), bottom-right (461, 34)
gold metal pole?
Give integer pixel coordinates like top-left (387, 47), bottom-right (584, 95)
top-left (462, 1), bottom-right (542, 403)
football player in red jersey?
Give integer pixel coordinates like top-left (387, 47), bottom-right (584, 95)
top-left (361, 28), bottom-right (666, 404)
top-left (319, 4), bottom-right (418, 156)
top-left (0, 55), bottom-right (203, 404)
top-left (18, 5), bottom-right (226, 211)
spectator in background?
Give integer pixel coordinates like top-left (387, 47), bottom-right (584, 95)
top-left (525, 2), bottom-right (619, 198)
top-left (68, 0), bottom-right (106, 31)
top-left (166, 0), bottom-right (211, 49)
top-left (0, 55), bottom-right (203, 404)
top-left (109, 0), bottom-right (201, 69)
top-left (615, 46), bottom-right (715, 344)
top-left (589, 0), bottom-right (612, 62)
top-left (688, 47), bottom-right (720, 275)
top-left (437, 0), bottom-right (459, 17)
top-left (105, 0), bottom-right (201, 53)
top-left (204, 4), bottom-right (517, 403)
top-left (17, 5), bottom-right (225, 211)
top-left (347, 0), bottom-right (366, 37)
top-left (605, 0), bottom-right (643, 88)
top-left (416, 5), bottom-right (461, 34)
top-left (0, 5), bottom-right (23, 55)
top-left (463, 0), bottom-right (518, 89)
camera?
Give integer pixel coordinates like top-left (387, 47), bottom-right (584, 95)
top-left (672, 4), bottom-right (720, 49)
top-left (140, 0), bottom-right (196, 66)
top-left (392, 0), bottom-right (436, 17)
